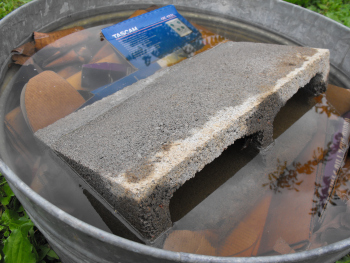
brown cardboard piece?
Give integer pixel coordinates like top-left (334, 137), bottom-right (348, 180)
top-left (21, 71), bottom-right (86, 132)
top-left (326, 84), bottom-right (350, 116)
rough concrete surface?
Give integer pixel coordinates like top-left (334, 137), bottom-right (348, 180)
top-left (35, 41), bottom-right (330, 239)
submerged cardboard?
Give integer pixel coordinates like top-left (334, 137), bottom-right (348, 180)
top-left (35, 41), bottom-right (330, 239)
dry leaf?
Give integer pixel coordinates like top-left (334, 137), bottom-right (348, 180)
top-left (11, 54), bottom-right (34, 66)
top-left (34, 26), bottom-right (84, 50)
top-left (12, 41), bottom-right (35, 56)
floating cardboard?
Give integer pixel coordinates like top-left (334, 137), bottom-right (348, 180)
top-left (35, 41), bottom-right (330, 239)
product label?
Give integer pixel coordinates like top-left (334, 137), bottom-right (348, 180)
top-left (101, 5), bottom-right (203, 68)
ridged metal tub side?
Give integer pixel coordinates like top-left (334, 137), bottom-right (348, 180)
top-left (1, 1), bottom-right (350, 262)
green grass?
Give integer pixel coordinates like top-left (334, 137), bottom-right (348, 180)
top-left (337, 255), bottom-right (350, 263)
top-left (285, 0), bottom-right (350, 27)
top-left (1, 0), bottom-right (350, 262)
top-left (0, 176), bottom-right (60, 263)
top-left (0, 0), bottom-right (32, 19)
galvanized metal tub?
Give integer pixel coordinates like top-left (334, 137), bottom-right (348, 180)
top-left (1, 0), bottom-right (350, 262)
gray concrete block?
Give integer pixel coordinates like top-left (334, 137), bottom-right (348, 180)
top-left (35, 41), bottom-right (330, 240)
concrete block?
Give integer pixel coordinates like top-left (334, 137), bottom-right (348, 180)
top-left (35, 41), bottom-right (330, 239)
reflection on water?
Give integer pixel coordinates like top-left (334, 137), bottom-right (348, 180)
top-left (2, 5), bottom-right (350, 258)
top-left (161, 87), bottom-right (350, 256)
